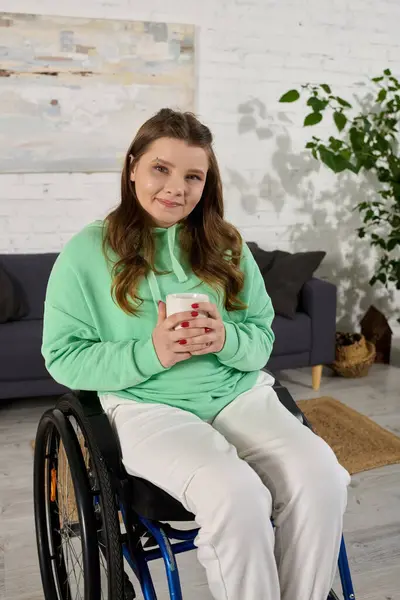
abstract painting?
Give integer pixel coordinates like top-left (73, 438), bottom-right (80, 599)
top-left (0, 12), bottom-right (195, 173)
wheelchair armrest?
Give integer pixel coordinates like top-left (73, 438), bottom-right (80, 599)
top-left (273, 384), bottom-right (313, 430)
top-left (273, 384), bottom-right (303, 422)
top-left (265, 372), bottom-right (314, 431)
top-left (75, 389), bottom-right (105, 417)
top-left (70, 390), bottom-right (127, 480)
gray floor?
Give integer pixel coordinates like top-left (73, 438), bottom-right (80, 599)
top-left (0, 363), bottom-right (399, 599)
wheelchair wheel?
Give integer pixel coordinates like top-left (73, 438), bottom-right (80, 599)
top-left (34, 402), bottom-right (125, 599)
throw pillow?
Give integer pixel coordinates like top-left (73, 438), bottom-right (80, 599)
top-left (248, 244), bottom-right (326, 319)
top-left (246, 242), bottom-right (275, 274)
top-left (0, 262), bottom-right (28, 323)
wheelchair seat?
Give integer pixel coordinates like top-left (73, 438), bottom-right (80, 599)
top-left (129, 476), bottom-right (195, 521)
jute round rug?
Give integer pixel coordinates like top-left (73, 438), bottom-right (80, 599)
top-left (298, 396), bottom-right (400, 475)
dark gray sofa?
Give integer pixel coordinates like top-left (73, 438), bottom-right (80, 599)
top-left (0, 253), bottom-right (336, 401)
top-left (0, 253), bottom-right (68, 400)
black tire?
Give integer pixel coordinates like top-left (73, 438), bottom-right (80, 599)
top-left (34, 408), bottom-right (101, 599)
top-left (56, 394), bottom-right (125, 600)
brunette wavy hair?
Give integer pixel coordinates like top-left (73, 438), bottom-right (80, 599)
top-left (103, 108), bottom-right (247, 314)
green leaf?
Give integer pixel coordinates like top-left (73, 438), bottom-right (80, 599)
top-left (334, 111), bottom-right (347, 132)
top-left (372, 76), bottom-right (384, 83)
top-left (363, 156), bottom-right (377, 170)
top-left (375, 135), bottom-right (390, 153)
top-left (307, 97), bottom-right (328, 112)
top-left (329, 137), bottom-right (343, 152)
top-left (279, 90), bottom-right (300, 103)
top-left (377, 272), bottom-right (387, 284)
top-left (304, 112), bottom-right (323, 126)
top-left (362, 118), bottom-right (372, 132)
top-left (349, 127), bottom-right (364, 152)
top-left (388, 155), bottom-right (400, 179)
top-left (340, 148), bottom-right (352, 161)
top-left (318, 147), bottom-right (352, 173)
top-left (377, 167), bottom-right (391, 182)
top-left (305, 142), bottom-right (316, 149)
top-left (370, 275), bottom-right (378, 286)
top-left (392, 182), bottom-right (400, 199)
top-left (384, 68), bottom-right (392, 76)
top-left (377, 88), bottom-right (387, 102)
top-left (336, 96), bottom-right (352, 108)
top-left (388, 238), bottom-right (400, 251)
top-left (321, 84), bottom-right (332, 94)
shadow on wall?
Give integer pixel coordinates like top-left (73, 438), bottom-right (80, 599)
top-left (232, 98), bottom-right (396, 330)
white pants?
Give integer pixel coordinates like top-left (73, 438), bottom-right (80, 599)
top-left (101, 373), bottom-right (350, 600)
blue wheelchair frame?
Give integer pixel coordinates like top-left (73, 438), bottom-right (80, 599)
top-left (120, 516), bottom-right (355, 600)
top-left (82, 373), bottom-right (356, 600)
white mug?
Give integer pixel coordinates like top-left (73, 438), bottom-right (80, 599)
top-left (166, 293), bottom-right (209, 328)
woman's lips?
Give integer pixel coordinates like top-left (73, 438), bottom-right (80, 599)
top-left (156, 198), bottom-right (182, 208)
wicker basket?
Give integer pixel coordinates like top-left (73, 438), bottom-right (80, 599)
top-left (331, 340), bottom-right (376, 378)
top-left (335, 334), bottom-right (368, 363)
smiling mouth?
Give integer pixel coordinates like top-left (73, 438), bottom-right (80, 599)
top-left (156, 198), bottom-right (182, 208)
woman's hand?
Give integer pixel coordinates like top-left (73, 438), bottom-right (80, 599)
top-left (152, 302), bottom-right (212, 368)
top-left (189, 301), bottom-right (226, 356)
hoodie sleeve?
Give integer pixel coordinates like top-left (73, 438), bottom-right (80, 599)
top-left (215, 243), bottom-right (275, 372)
top-left (41, 251), bottom-right (166, 392)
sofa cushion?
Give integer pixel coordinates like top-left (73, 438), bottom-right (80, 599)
top-left (247, 244), bottom-right (326, 319)
top-left (0, 262), bottom-right (28, 323)
top-left (271, 313), bottom-right (312, 356)
top-left (0, 319), bottom-right (49, 381)
top-left (0, 254), bottom-right (58, 320)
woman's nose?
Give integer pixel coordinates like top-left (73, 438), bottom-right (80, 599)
top-left (164, 174), bottom-right (184, 197)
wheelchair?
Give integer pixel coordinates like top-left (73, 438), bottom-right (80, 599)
top-left (33, 375), bottom-right (356, 600)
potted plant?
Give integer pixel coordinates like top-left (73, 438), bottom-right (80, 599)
top-left (332, 332), bottom-right (376, 378)
top-left (279, 70), bottom-right (400, 312)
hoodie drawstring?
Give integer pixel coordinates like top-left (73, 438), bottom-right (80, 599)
top-left (147, 224), bottom-right (188, 309)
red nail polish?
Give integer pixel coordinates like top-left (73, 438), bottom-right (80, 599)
top-left (205, 327), bottom-right (211, 333)
top-left (191, 303), bottom-right (199, 309)
top-left (179, 339), bottom-right (187, 345)
top-left (191, 311), bottom-right (198, 317)
top-left (181, 321), bottom-right (190, 328)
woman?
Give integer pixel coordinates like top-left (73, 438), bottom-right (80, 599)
top-left (42, 108), bottom-right (350, 600)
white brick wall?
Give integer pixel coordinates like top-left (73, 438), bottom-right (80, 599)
top-left (0, 0), bottom-right (399, 326)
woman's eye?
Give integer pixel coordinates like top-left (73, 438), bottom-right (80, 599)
top-left (154, 165), bottom-right (168, 173)
top-left (153, 165), bottom-right (201, 180)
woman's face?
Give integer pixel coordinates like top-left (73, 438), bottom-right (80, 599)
top-left (130, 137), bottom-right (209, 228)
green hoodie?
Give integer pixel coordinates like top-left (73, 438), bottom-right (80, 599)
top-left (42, 221), bottom-right (275, 420)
